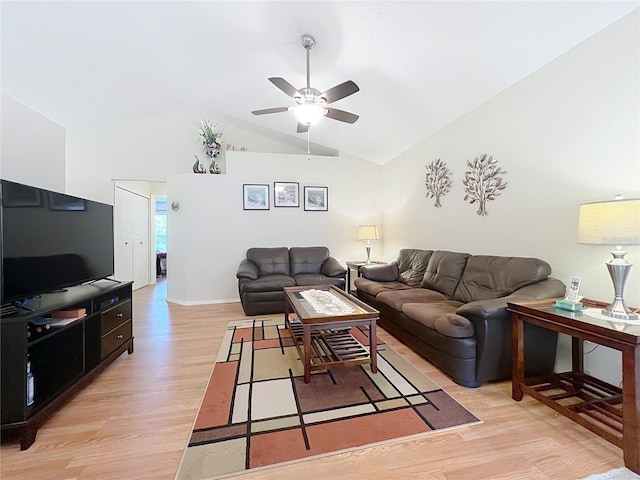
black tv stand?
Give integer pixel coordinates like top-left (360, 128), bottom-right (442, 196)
top-left (1, 280), bottom-right (133, 450)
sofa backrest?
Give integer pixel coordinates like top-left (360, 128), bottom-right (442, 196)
top-left (420, 251), bottom-right (470, 299)
top-left (453, 255), bottom-right (552, 303)
top-left (397, 249), bottom-right (433, 286)
top-left (289, 246), bottom-right (330, 275)
top-left (247, 247), bottom-right (290, 276)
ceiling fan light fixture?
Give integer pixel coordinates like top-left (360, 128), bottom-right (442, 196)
top-left (293, 103), bottom-right (326, 125)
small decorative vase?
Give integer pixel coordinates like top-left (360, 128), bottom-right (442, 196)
top-left (193, 155), bottom-right (206, 174)
top-left (209, 158), bottom-right (221, 174)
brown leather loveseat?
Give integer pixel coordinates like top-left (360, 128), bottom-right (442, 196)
top-left (237, 246), bottom-right (346, 316)
top-left (355, 249), bottom-right (566, 387)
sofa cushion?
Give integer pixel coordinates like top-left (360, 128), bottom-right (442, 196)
top-left (401, 301), bottom-right (463, 329)
top-left (397, 249), bottom-right (434, 286)
top-left (354, 278), bottom-right (412, 296)
top-left (453, 255), bottom-right (552, 303)
top-left (239, 274), bottom-right (296, 292)
top-left (294, 273), bottom-right (344, 288)
top-left (377, 288), bottom-right (448, 311)
top-left (290, 247), bottom-right (330, 276)
top-left (421, 251), bottom-right (470, 298)
top-left (435, 314), bottom-right (475, 338)
top-left (247, 247), bottom-right (290, 276)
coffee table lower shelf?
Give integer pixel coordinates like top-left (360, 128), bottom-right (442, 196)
top-left (520, 371), bottom-right (622, 447)
top-left (288, 318), bottom-right (372, 379)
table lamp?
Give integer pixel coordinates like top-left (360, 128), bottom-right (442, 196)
top-left (358, 225), bottom-right (380, 264)
top-left (577, 197), bottom-right (640, 320)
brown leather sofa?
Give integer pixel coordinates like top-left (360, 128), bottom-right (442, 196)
top-left (355, 249), bottom-right (566, 387)
top-left (236, 246), bottom-right (346, 316)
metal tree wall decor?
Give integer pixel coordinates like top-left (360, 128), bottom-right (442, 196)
top-left (462, 154), bottom-right (507, 216)
top-left (425, 159), bottom-right (452, 208)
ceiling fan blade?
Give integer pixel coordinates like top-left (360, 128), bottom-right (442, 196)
top-left (321, 80), bottom-right (359, 104)
top-left (269, 77), bottom-right (299, 99)
top-left (297, 122), bottom-right (309, 133)
top-left (324, 107), bottom-right (359, 124)
top-left (252, 107), bottom-right (290, 115)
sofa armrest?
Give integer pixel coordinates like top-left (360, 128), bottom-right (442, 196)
top-left (321, 257), bottom-right (347, 278)
top-left (237, 258), bottom-right (259, 280)
top-left (510, 277), bottom-right (566, 299)
top-left (455, 277), bottom-right (566, 384)
top-left (360, 262), bottom-right (399, 282)
top-left (456, 278), bottom-right (566, 318)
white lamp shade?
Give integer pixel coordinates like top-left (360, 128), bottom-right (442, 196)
top-left (293, 104), bottom-right (326, 125)
top-left (577, 198), bottom-right (640, 245)
top-left (358, 225), bottom-right (380, 241)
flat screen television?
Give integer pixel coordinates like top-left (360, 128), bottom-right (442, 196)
top-left (0, 179), bottom-right (114, 305)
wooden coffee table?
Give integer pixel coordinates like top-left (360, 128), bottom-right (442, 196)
top-left (284, 285), bottom-right (380, 383)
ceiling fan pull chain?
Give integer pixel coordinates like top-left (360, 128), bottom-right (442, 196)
top-left (307, 129), bottom-right (311, 160)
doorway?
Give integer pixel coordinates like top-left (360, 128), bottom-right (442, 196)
top-left (155, 196), bottom-right (168, 277)
top-left (112, 181), bottom-right (167, 291)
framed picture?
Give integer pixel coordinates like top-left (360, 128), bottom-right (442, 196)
top-left (304, 186), bottom-right (328, 211)
top-left (274, 182), bottom-right (299, 207)
top-left (243, 184), bottom-right (270, 210)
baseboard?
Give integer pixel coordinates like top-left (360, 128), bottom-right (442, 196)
top-left (165, 297), bottom-right (240, 306)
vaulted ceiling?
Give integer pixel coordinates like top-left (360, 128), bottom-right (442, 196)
top-left (1, 1), bottom-right (638, 164)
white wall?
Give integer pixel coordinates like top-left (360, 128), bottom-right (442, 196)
top-left (0, 94), bottom-right (66, 191)
top-left (65, 110), bottom-right (331, 204)
top-left (64, 112), bottom-right (381, 304)
top-left (166, 151), bottom-right (381, 304)
top-left (379, 11), bottom-right (640, 385)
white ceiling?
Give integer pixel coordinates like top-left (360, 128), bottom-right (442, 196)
top-left (1, 1), bottom-right (638, 165)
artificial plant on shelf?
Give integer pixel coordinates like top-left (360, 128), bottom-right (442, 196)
top-left (197, 119), bottom-right (224, 174)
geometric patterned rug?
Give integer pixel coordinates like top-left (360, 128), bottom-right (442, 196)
top-left (176, 317), bottom-right (481, 479)
top-left (580, 469), bottom-right (640, 480)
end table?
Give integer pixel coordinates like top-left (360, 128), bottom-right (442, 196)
top-left (508, 299), bottom-right (640, 474)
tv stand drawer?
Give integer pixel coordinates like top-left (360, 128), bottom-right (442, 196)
top-left (102, 300), bottom-right (132, 333)
top-left (102, 320), bottom-right (132, 359)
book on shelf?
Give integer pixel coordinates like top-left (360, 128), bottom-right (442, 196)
top-left (51, 308), bottom-right (86, 319)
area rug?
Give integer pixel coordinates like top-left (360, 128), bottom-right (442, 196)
top-left (176, 317), bottom-right (481, 479)
top-left (580, 468), bottom-right (640, 480)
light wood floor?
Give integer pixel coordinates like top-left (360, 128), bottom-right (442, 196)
top-left (1, 279), bottom-right (624, 479)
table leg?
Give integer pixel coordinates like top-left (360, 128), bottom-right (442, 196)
top-left (370, 319), bottom-right (378, 373)
top-left (622, 345), bottom-right (640, 474)
top-left (284, 296), bottom-right (290, 327)
top-left (572, 337), bottom-right (585, 390)
top-left (303, 325), bottom-right (311, 383)
top-left (511, 314), bottom-right (524, 401)
top-left (572, 337), bottom-right (584, 373)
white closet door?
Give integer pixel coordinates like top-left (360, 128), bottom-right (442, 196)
top-left (114, 187), bottom-right (134, 283)
top-left (114, 186), bottom-right (150, 290)
top-left (132, 193), bottom-right (150, 290)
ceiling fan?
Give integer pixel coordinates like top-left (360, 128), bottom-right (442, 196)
top-left (252, 34), bottom-right (360, 133)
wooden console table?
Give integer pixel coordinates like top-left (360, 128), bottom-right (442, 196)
top-left (508, 299), bottom-right (639, 474)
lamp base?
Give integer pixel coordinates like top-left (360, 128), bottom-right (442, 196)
top-left (365, 244), bottom-right (372, 264)
top-left (602, 250), bottom-right (638, 320)
top-left (602, 300), bottom-right (638, 320)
